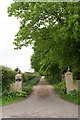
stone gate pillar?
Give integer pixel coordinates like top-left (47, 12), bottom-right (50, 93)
top-left (10, 71), bottom-right (22, 92)
top-left (65, 67), bottom-right (73, 94)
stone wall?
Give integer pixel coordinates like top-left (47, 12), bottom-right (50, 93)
top-left (65, 71), bottom-right (80, 93)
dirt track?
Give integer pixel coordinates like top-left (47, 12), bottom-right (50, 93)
top-left (1, 78), bottom-right (79, 118)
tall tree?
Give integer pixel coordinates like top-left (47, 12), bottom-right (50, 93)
top-left (8, 2), bottom-right (80, 79)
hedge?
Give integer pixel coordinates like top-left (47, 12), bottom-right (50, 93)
top-left (1, 66), bottom-right (16, 92)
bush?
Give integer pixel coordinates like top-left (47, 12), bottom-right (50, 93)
top-left (54, 80), bottom-right (66, 95)
top-left (22, 73), bottom-right (35, 83)
top-left (23, 85), bottom-right (33, 95)
top-left (16, 91), bottom-right (27, 97)
top-left (2, 66), bottom-right (40, 101)
top-left (46, 74), bottom-right (60, 85)
top-left (28, 77), bottom-right (40, 85)
top-left (68, 90), bottom-right (80, 98)
top-left (2, 90), bottom-right (16, 97)
top-left (1, 66), bottom-right (16, 92)
top-left (2, 91), bottom-right (27, 98)
top-left (23, 77), bottom-right (40, 95)
top-left (2, 76), bottom-right (39, 97)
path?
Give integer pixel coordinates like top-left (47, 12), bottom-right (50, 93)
top-left (1, 78), bottom-right (79, 118)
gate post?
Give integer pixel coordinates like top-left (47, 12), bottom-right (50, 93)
top-left (65, 67), bottom-right (73, 94)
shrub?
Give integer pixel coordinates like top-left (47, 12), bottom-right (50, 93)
top-left (22, 73), bottom-right (35, 83)
top-left (68, 90), bottom-right (80, 98)
top-left (23, 85), bottom-right (33, 95)
top-left (2, 91), bottom-right (27, 98)
top-left (28, 77), bottom-right (40, 85)
top-left (54, 80), bottom-right (66, 95)
top-left (16, 91), bottom-right (27, 97)
top-left (46, 74), bottom-right (60, 85)
top-left (2, 66), bottom-right (40, 99)
top-left (2, 91), bottom-right (16, 97)
top-left (23, 77), bottom-right (40, 95)
top-left (1, 66), bottom-right (16, 92)
top-left (2, 89), bottom-right (9, 97)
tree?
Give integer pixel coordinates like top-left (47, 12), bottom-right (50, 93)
top-left (7, 2), bottom-right (80, 79)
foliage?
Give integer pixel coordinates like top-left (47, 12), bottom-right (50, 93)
top-left (2, 91), bottom-right (27, 98)
top-left (22, 72), bottom-right (35, 83)
top-left (68, 90), bottom-right (80, 98)
top-left (1, 65), bottom-right (39, 92)
top-left (2, 76), bottom-right (39, 106)
top-left (54, 80), bottom-right (66, 95)
top-left (23, 85), bottom-right (32, 95)
top-left (2, 96), bottom-right (26, 106)
top-left (46, 74), bottom-right (59, 85)
top-left (23, 77), bottom-right (40, 95)
top-left (16, 91), bottom-right (27, 97)
top-left (7, 2), bottom-right (80, 80)
top-left (1, 66), bottom-right (16, 92)
top-left (53, 82), bottom-right (80, 104)
top-left (1, 65), bottom-right (40, 105)
top-left (61, 94), bottom-right (80, 105)
top-left (3, 77), bottom-right (39, 98)
top-left (28, 77), bottom-right (40, 85)
top-left (2, 70), bottom-right (40, 105)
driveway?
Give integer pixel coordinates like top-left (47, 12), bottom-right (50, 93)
top-left (1, 78), bottom-right (79, 118)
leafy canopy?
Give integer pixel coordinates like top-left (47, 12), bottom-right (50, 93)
top-left (8, 2), bottom-right (80, 79)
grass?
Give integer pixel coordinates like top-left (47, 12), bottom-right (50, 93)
top-left (2, 77), bottom-right (40, 106)
top-left (53, 83), bottom-right (80, 105)
top-left (2, 96), bottom-right (27, 106)
top-left (60, 94), bottom-right (80, 105)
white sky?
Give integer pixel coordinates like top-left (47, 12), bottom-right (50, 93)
top-left (0, 0), bottom-right (34, 72)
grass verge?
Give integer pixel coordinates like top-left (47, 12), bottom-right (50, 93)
top-left (53, 83), bottom-right (80, 105)
top-left (2, 96), bottom-right (27, 106)
top-left (2, 77), bottom-right (40, 106)
top-left (60, 94), bottom-right (80, 105)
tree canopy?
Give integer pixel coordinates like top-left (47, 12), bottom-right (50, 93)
top-left (8, 2), bottom-right (80, 79)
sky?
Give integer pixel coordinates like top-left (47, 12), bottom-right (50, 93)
top-left (0, 0), bottom-right (34, 72)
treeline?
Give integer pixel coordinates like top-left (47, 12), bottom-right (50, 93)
top-left (8, 2), bottom-right (80, 81)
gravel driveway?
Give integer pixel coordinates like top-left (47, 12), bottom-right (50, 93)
top-left (1, 78), bottom-right (79, 118)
